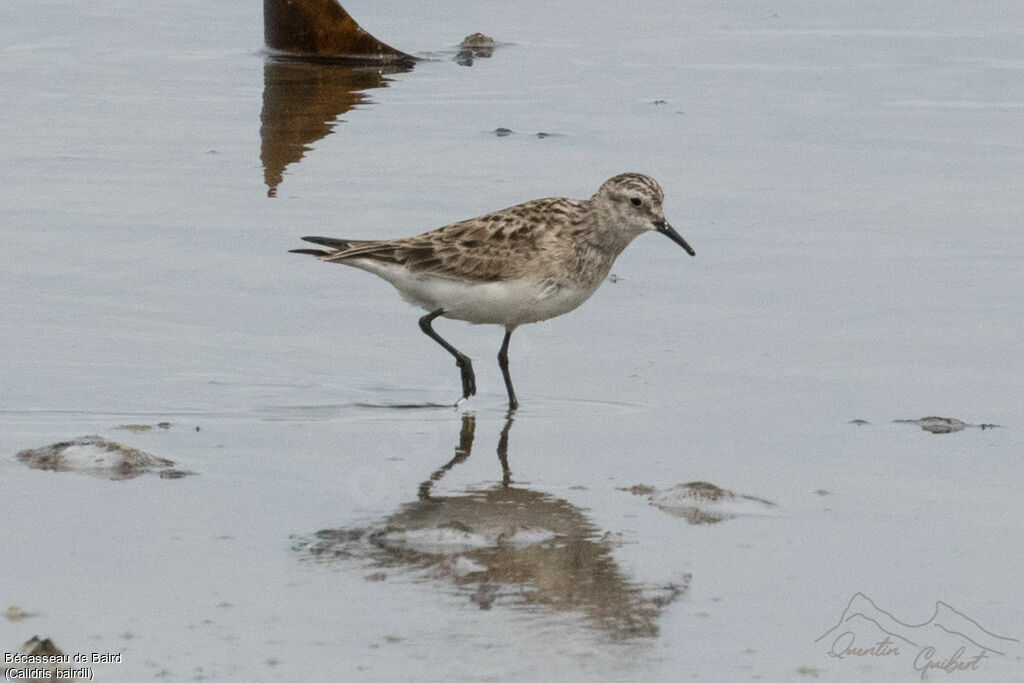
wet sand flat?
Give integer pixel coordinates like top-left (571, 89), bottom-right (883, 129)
top-left (2, 1), bottom-right (1022, 680)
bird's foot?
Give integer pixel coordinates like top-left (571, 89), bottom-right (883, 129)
top-left (456, 356), bottom-right (476, 400)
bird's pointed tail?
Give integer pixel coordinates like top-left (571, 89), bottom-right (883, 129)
top-left (289, 235), bottom-right (369, 258)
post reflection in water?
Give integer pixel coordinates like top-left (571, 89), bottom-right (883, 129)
top-left (295, 413), bottom-right (688, 639)
top-left (260, 58), bottom-right (412, 196)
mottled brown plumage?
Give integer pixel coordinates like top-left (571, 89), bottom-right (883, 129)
top-left (298, 196), bottom-right (584, 282)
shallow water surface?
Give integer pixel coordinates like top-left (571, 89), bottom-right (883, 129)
top-left (2, 1), bottom-right (1022, 681)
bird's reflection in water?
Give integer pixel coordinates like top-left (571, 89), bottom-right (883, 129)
top-left (295, 413), bottom-right (687, 639)
top-left (260, 58), bottom-right (411, 196)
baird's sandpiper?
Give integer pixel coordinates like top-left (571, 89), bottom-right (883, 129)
top-left (291, 173), bottom-right (695, 410)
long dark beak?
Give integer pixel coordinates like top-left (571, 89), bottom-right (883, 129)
top-left (654, 220), bottom-right (695, 256)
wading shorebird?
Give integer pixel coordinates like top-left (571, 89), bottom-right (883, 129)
top-left (291, 173), bottom-right (695, 410)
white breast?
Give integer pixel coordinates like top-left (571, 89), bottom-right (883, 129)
top-left (347, 259), bottom-right (596, 326)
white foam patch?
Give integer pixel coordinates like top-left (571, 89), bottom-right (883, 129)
top-left (446, 556), bottom-right (487, 577)
top-left (378, 528), bottom-right (497, 554)
top-left (647, 483), bottom-right (777, 523)
top-left (51, 443), bottom-right (133, 470)
top-left (502, 527), bottom-right (558, 547)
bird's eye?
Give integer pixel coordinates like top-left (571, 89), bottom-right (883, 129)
top-left (630, 197), bottom-right (642, 207)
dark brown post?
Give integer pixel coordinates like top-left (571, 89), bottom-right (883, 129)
top-left (264, 0), bottom-right (415, 63)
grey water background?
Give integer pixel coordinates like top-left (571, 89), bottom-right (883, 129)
top-left (2, 1), bottom-right (1022, 680)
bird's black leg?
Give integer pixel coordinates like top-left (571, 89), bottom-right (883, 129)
top-left (498, 326), bottom-right (519, 411)
top-left (418, 309), bottom-right (476, 403)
